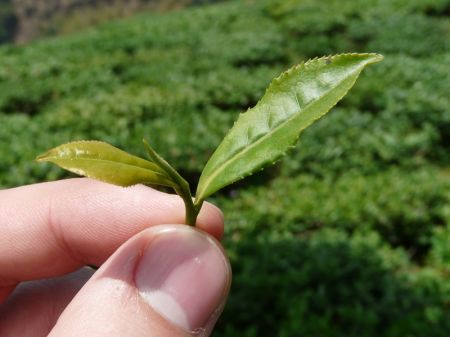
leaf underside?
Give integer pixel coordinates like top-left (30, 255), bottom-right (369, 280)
top-left (37, 141), bottom-right (175, 187)
top-left (196, 53), bottom-right (383, 201)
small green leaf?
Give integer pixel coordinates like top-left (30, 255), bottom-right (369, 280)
top-left (143, 139), bottom-right (199, 226)
top-left (37, 141), bottom-right (175, 187)
top-left (142, 139), bottom-right (188, 189)
top-left (196, 53), bottom-right (383, 201)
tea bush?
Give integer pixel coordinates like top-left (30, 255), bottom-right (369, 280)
top-left (0, 0), bottom-right (449, 335)
top-left (218, 229), bottom-right (450, 337)
top-left (219, 167), bottom-right (450, 252)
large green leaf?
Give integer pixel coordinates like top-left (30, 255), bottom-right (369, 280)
top-left (196, 53), bottom-right (383, 201)
top-left (37, 141), bottom-right (175, 187)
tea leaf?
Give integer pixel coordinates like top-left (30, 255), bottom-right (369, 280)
top-left (196, 53), bottom-right (383, 201)
top-left (37, 141), bottom-right (175, 187)
top-left (143, 139), bottom-right (199, 226)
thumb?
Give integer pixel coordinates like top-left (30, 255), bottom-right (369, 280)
top-left (49, 225), bottom-right (231, 337)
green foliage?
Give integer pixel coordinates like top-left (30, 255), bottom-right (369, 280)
top-left (0, 0), bottom-right (449, 336)
top-left (219, 229), bottom-right (450, 337)
top-left (219, 167), bottom-right (450, 257)
top-left (39, 53), bottom-right (381, 224)
top-left (197, 54), bottom-right (382, 201)
top-left (37, 141), bottom-right (175, 187)
top-left (265, 0), bottom-right (450, 58)
top-left (429, 224), bottom-right (450, 273)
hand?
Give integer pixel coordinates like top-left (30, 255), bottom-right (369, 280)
top-left (0, 179), bottom-right (231, 337)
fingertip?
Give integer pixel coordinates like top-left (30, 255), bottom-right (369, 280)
top-left (48, 225), bottom-right (231, 337)
top-left (0, 178), bottom-right (225, 284)
top-left (196, 202), bottom-right (224, 241)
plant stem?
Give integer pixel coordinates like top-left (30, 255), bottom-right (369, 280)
top-left (143, 139), bottom-right (201, 226)
top-left (175, 182), bottom-right (199, 226)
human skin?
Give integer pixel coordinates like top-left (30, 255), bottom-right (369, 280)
top-left (0, 178), bottom-right (231, 337)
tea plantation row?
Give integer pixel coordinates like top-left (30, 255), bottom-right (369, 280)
top-left (0, 0), bottom-right (449, 336)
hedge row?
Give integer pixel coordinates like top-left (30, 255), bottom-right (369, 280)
top-left (219, 229), bottom-right (450, 337)
top-left (218, 167), bottom-right (450, 260)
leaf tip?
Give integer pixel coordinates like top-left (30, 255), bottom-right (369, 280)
top-left (36, 152), bottom-right (50, 162)
top-left (364, 53), bottom-right (384, 64)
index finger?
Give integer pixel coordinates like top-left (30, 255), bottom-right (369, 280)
top-left (0, 178), bottom-right (223, 286)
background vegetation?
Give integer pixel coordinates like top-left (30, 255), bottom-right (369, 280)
top-left (0, 0), bottom-right (449, 335)
top-left (0, 0), bottom-right (223, 43)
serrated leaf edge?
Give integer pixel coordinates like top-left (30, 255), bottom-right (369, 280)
top-left (196, 53), bottom-right (383, 200)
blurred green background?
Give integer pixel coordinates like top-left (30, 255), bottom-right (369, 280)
top-left (0, 0), bottom-right (449, 335)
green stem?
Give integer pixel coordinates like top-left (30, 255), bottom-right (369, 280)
top-left (194, 198), bottom-right (204, 216)
top-left (175, 182), bottom-right (199, 226)
top-left (143, 139), bottom-right (201, 226)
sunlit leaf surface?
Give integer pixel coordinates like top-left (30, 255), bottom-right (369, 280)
top-left (196, 53), bottom-right (383, 200)
top-left (37, 141), bottom-right (175, 187)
